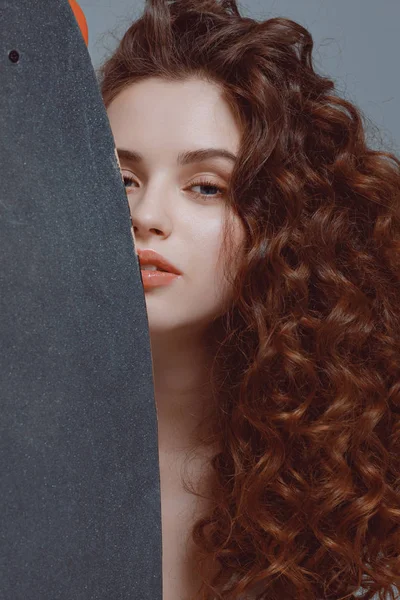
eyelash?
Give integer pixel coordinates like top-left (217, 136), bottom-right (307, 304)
top-left (122, 175), bottom-right (225, 200)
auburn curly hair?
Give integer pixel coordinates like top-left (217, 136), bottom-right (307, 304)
top-left (98, 0), bottom-right (400, 598)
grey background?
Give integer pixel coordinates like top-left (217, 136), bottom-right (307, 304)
top-left (80, 0), bottom-right (399, 153)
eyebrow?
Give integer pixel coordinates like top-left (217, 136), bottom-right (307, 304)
top-left (116, 147), bottom-right (237, 166)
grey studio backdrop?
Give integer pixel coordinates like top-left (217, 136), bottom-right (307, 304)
top-left (82, 0), bottom-right (399, 154)
top-left (0, 2), bottom-right (396, 600)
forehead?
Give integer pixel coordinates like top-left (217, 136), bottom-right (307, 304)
top-left (106, 77), bottom-right (241, 157)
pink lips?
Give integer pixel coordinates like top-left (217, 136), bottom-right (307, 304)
top-left (136, 249), bottom-right (181, 274)
top-left (136, 248), bottom-right (182, 290)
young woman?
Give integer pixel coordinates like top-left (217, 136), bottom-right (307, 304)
top-left (98, 0), bottom-right (400, 598)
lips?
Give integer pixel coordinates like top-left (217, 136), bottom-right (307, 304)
top-left (136, 248), bottom-right (182, 275)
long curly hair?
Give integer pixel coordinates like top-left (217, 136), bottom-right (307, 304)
top-left (98, 0), bottom-right (400, 598)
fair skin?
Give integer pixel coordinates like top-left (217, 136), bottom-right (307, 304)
top-left (107, 76), bottom-right (245, 599)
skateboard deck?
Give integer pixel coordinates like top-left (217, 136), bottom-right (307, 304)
top-left (0, 1), bottom-right (162, 598)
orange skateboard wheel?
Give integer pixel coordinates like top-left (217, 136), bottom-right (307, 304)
top-left (68, 0), bottom-right (89, 46)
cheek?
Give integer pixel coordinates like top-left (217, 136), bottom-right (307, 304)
top-left (180, 229), bottom-right (228, 317)
top-left (182, 210), bottom-right (245, 300)
top-left (208, 220), bottom-right (246, 303)
top-left (184, 215), bottom-right (224, 269)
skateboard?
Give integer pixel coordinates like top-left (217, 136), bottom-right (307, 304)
top-left (0, 1), bottom-right (162, 598)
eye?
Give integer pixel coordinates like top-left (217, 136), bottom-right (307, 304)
top-left (122, 174), bottom-right (138, 189)
top-left (121, 173), bottom-right (226, 199)
top-left (189, 179), bottom-right (225, 200)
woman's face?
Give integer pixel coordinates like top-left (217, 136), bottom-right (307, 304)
top-left (107, 76), bottom-right (245, 335)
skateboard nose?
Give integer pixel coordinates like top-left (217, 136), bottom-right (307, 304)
top-left (68, 0), bottom-right (89, 46)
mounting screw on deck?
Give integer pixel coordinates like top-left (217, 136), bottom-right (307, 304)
top-left (8, 50), bottom-right (20, 63)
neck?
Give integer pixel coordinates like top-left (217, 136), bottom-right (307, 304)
top-left (149, 326), bottom-right (217, 456)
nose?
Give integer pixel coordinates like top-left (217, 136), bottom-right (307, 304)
top-left (128, 183), bottom-right (172, 241)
